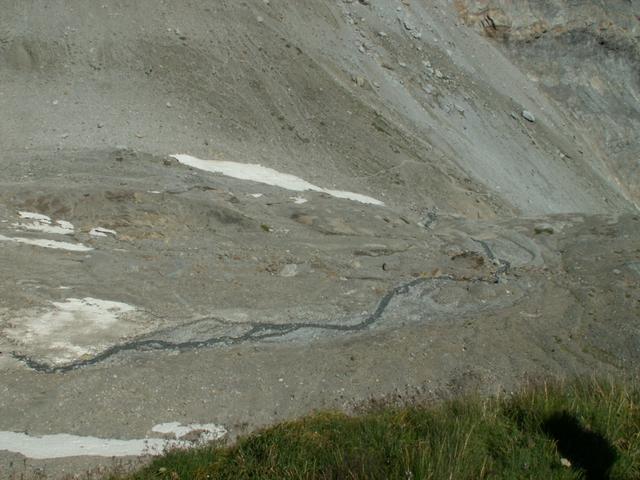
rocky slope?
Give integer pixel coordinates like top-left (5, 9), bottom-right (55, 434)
top-left (0, 1), bottom-right (638, 478)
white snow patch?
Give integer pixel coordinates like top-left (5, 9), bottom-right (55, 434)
top-left (56, 220), bottom-right (74, 230)
top-left (250, 193), bottom-right (263, 198)
top-left (0, 234), bottom-right (92, 252)
top-left (90, 227), bottom-right (117, 237)
top-left (17, 212), bottom-right (51, 222)
top-left (152, 422), bottom-right (227, 442)
top-left (28, 298), bottom-right (135, 334)
top-left (0, 432), bottom-right (167, 459)
top-left (3, 298), bottom-right (141, 365)
top-left (290, 196), bottom-right (308, 204)
top-left (0, 423), bottom-right (226, 459)
top-left (13, 211), bottom-right (75, 235)
top-left (171, 154), bottom-right (384, 206)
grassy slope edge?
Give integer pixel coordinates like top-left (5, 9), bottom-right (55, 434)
top-left (113, 379), bottom-right (640, 480)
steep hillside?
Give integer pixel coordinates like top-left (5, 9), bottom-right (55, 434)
top-left (1, 0), bottom-right (637, 216)
top-left (0, 1), bottom-right (638, 478)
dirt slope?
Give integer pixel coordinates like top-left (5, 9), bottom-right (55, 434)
top-left (0, 1), bottom-right (638, 477)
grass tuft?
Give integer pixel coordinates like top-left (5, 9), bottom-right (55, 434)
top-left (113, 378), bottom-right (640, 480)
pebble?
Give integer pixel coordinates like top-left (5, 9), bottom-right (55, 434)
top-left (280, 264), bottom-right (299, 277)
top-left (522, 110), bottom-right (536, 122)
top-left (534, 223), bottom-right (554, 234)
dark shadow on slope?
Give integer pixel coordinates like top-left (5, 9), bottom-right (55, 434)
top-left (543, 411), bottom-right (617, 480)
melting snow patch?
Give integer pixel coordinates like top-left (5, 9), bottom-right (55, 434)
top-left (0, 432), bottom-right (167, 459)
top-left (0, 234), bottom-right (92, 252)
top-left (13, 211), bottom-right (75, 235)
top-left (3, 298), bottom-right (146, 366)
top-left (171, 154), bottom-right (384, 206)
top-left (17, 212), bottom-right (50, 222)
top-left (151, 422), bottom-right (227, 442)
top-left (290, 196), bottom-right (308, 204)
top-left (90, 227), bottom-right (117, 237)
top-left (0, 423), bottom-right (226, 459)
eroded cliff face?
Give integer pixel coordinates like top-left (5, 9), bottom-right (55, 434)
top-left (456, 0), bottom-right (640, 207)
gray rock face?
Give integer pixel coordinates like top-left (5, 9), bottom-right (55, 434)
top-left (456, 0), bottom-right (640, 208)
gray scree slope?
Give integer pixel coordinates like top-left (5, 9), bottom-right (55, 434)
top-left (0, 0), bottom-right (639, 477)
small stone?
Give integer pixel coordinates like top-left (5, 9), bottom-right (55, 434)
top-left (534, 223), bottom-right (554, 234)
top-left (257, 16), bottom-right (264, 23)
top-left (522, 110), bottom-right (536, 122)
top-left (280, 264), bottom-right (298, 277)
top-left (435, 69), bottom-right (444, 79)
top-left (455, 104), bottom-right (465, 114)
top-left (560, 458), bottom-right (571, 468)
top-left (166, 102), bottom-right (173, 108)
top-left (97, 122), bottom-right (104, 128)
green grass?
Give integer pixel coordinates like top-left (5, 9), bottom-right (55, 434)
top-left (115, 379), bottom-right (640, 480)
